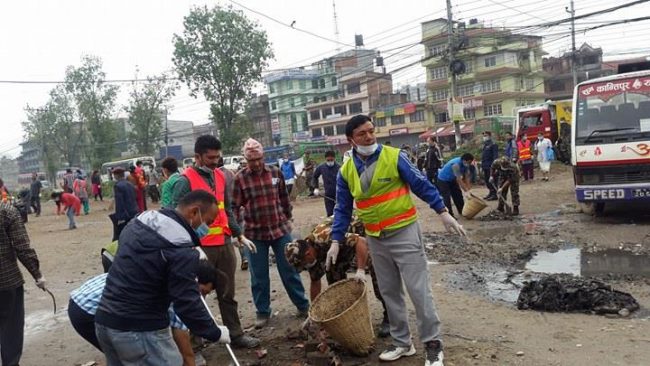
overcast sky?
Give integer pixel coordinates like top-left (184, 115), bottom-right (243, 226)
top-left (1, 0), bottom-right (648, 157)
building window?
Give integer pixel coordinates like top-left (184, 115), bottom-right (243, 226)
top-left (312, 79), bottom-right (319, 89)
top-left (347, 82), bottom-right (361, 94)
top-left (430, 66), bottom-right (448, 80)
top-left (484, 56), bottom-right (497, 68)
top-left (320, 96), bottom-right (327, 102)
top-left (464, 60), bottom-right (474, 73)
top-left (291, 114), bottom-right (298, 132)
top-left (431, 89), bottom-right (449, 101)
top-left (516, 99), bottom-right (536, 107)
top-left (320, 79), bottom-right (326, 89)
top-left (301, 96), bottom-right (307, 106)
top-left (526, 79), bottom-right (536, 91)
top-left (324, 126), bottom-right (335, 136)
top-left (310, 110), bottom-right (320, 121)
top-left (312, 128), bottom-right (322, 137)
top-left (331, 77), bottom-right (337, 86)
top-left (271, 101), bottom-right (277, 110)
top-left (286, 80), bottom-right (293, 90)
top-left (435, 112), bottom-right (449, 123)
top-left (391, 115), bottom-right (405, 125)
top-left (322, 107), bottom-right (332, 118)
top-left (409, 110), bottom-right (425, 122)
top-left (334, 105), bottom-right (347, 115)
top-left (548, 80), bottom-right (565, 92)
top-left (481, 79), bottom-right (501, 93)
top-left (582, 55), bottom-right (598, 65)
top-left (289, 98), bottom-right (295, 108)
top-left (429, 44), bottom-right (446, 57)
top-left (299, 80), bottom-right (306, 90)
top-left (269, 84), bottom-right (275, 93)
top-left (336, 124), bottom-right (346, 135)
top-left (457, 83), bottom-right (474, 97)
top-left (484, 103), bottom-right (503, 116)
top-left (302, 113), bottom-right (309, 130)
top-left (463, 108), bottom-right (476, 120)
top-left (349, 102), bottom-right (362, 114)
top-left (313, 96), bottom-right (319, 103)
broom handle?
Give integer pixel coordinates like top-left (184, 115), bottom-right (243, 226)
top-left (200, 295), bottom-right (241, 366)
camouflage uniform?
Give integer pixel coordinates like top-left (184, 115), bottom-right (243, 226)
top-left (491, 157), bottom-right (520, 208)
top-left (286, 216), bottom-right (388, 322)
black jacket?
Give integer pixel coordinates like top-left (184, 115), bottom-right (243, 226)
top-left (95, 208), bottom-right (222, 342)
top-left (481, 140), bottom-right (499, 169)
top-left (113, 179), bottom-right (139, 221)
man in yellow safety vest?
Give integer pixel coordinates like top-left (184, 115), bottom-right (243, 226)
top-left (329, 115), bottom-right (466, 366)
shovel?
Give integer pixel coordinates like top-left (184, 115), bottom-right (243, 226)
top-left (199, 295), bottom-right (241, 366)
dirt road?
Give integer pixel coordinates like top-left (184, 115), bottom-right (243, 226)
top-left (18, 164), bottom-right (650, 366)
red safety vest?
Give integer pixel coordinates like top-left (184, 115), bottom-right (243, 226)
top-left (183, 168), bottom-right (231, 246)
top-left (517, 140), bottom-right (532, 160)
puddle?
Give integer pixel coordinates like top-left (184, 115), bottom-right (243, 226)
top-left (525, 246), bottom-right (650, 277)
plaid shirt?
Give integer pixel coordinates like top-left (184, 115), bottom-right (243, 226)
top-left (71, 273), bottom-right (188, 331)
top-left (0, 201), bottom-right (41, 290)
top-left (234, 165), bottom-right (292, 241)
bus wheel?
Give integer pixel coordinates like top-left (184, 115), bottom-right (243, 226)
top-left (579, 202), bottom-right (595, 215)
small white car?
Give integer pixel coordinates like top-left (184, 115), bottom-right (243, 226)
top-left (223, 155), bottom-right (244, 171)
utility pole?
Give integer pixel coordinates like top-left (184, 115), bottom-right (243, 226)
top-left (332, 0), bottom-right (341, 52)
top-left (445, 0), bottom-right (461, 148)
top-left (164, 108), bottom-right (169, 157)
top-left (568, 0), bottom-right (578, 88)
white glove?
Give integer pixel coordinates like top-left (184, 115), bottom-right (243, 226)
top-left (488, 176), bottom-right (495, 185)
top-left (218, 325), bottom-right (231, 344)
top-left (313, 188), bottom-right (320, 196)
top-left (440, 211), bottom-right (467, 237)
top-left (497, 188), bottom-right (503, 196)
top-left (325, 240), bottom-right (339, 271)
top-left (353, 269), bottom-right (366, 282)
top-left (238, 235), bottom-right (257, 254)
top-left (195, 247), bottom-right (208, 260)
top-left (35, 277), bottom-right (47, 291)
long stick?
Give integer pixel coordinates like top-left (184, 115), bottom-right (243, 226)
top-left (199, 295), bottom-right (240, 366)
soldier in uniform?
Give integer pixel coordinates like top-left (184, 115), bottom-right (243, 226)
top-left (285, 216), bottom-right (390, 337)
top-left (490, 157), bottom-right (520, 215)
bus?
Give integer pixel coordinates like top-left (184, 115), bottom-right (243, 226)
top-left (295, 141), bottom-right (341, 163)
top-left (263, 145), bottom-right (296, 166)
top-left (571, 70), bottom-right (650, 214)
top-left (101, 156), bottom-right (155, 181)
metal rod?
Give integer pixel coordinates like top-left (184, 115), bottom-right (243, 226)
top-left (199, 295), bottom-right (241, 366)
top-left (45, 288), bottom-right (57, 314)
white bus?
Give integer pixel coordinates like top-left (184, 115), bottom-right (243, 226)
top-left (572, 70), bottom-right (650, 214)
top-left (101, 156), bottom-right (155, 181)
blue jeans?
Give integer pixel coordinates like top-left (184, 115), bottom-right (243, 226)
top-left (66, 207), bottom-right (76, 228)
top-left (95, 324), bottom-right (181, 366)
top-left (247, 233), bottom-right (309, 315)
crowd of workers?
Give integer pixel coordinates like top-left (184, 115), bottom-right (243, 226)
top-left (0, 113), bottom-right (560, 366)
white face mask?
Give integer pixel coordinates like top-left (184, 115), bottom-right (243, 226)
top-left (482, 136), bottom-right (490, 142)
top-left (355, 142), bottom-right (379, 156)
top-left (326, 161), bottom-right (335, 167)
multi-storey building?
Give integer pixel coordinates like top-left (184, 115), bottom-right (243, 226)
top-left (543, 43), bottom-right (614, 100)
top-left (421, 18), bottom-right (546, 130)
top-left (17, 139), bottom-right (45, 175)
top-left (0, 156), bottom-right (20, 190)
top-left (246, 94), bottom-right (273, 147)
top-left (265, 49), bottom-right (377, 145)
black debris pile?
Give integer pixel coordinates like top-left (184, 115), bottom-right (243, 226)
top-left (476, 210), bottom-right (515, 221)
top-left (517, 275), bottom-right (639, 315)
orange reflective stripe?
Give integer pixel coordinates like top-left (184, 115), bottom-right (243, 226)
top-left (364, 206), bottom-right (417, 232)
top-left (356, 186), bottom-right (410, 209)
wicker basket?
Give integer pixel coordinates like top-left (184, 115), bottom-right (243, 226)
top-left (462, 192), bottom-right (488, 219)
top-left (309, 279), bottom-right (375, 356)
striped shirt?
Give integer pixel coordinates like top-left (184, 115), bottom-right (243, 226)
top-left (70, 273), bottom-right (187, 331)
top-left (0, 201), bottom-right (41, 290)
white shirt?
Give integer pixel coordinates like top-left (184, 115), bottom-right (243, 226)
top-left (535, 138), bottom-right (552, 162)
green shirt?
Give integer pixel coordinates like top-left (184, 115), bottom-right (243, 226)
top-left (160, 172), bottom-right (181, 209)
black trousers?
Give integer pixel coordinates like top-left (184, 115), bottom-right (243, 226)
top-left (426, 169), bottom-right (439, 184)
top-left (436, 180), bottom-right (464, 217)
top-left (0, 286), bottom-right (24, 366)
top-left (324, 196), bottom-right (335, 217)
top-left (67, 299), bottom-right (102, 351)
top-left (483, 167), bottom-right (496, 196)
top-left (30, 196), bottom-right (41, 215)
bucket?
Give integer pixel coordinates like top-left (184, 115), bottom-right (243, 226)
top-left (309, 279), bottom-right (375, 355)
top-left (462, 192), bottom-right (488, 219)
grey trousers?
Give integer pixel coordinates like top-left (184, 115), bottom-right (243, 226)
top-left (367, 222), bottom-right (441, 347)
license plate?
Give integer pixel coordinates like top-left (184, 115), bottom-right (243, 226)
top-left (632, 188), bottom-right (650, 198)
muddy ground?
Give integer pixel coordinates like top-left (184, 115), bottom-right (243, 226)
top-left (18, 164), bottom-right (650, 366)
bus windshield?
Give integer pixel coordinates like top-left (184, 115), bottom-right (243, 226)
top-left (575, 75), bottom-right (650, 143)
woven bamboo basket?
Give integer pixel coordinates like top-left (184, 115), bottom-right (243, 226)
top-left (309, 279), bottom-right (375, 356)
top-left (462, 192), bottom-right (488, 219)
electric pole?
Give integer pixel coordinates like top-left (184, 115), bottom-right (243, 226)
top-left (446, 0), bottom-right (461, 148)
top-left (569, 0), bottom-right (577, 88)
top-left (164, 108), bottom-right (169, 157)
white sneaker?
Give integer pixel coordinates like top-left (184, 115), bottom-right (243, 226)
top-left (379, 344), bottom-right (416, 361)
top-left (424, 340), bottom-right (444, 366)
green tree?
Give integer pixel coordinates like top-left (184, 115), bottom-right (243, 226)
top-left (173, 5), bottom-right (273, 147)
top-left (47, 85), bottom-right (85, 167)
top-left (65, 55), bottom-right (119, 169)
top-left (22, 106), bottom-right (60, 182)
top-left (125, 73), bottom-right (179, 155)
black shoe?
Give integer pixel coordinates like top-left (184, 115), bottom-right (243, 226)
top-left (241, 259), bottom-right (248, 271)
top-left (485, 196), bottom-right (498, 201)
top-left (497, 205), bottom-right (504, 212)
top-left (377, 321), bottom-right (390, 338)
top-left (425, 340), bottom-right (444, 366)
top-left (231, 334), bottom-right (261, 349)
top-left (512, 206), bottom-right (520, 216)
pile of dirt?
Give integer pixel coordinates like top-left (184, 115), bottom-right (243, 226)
top-left (476, 210), bottom-right (516, 221)
top-left (517, 275), bottom-right (640, 315)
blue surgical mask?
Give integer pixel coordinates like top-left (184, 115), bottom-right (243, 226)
top-left (194, 210), bottom-right (210, 239)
